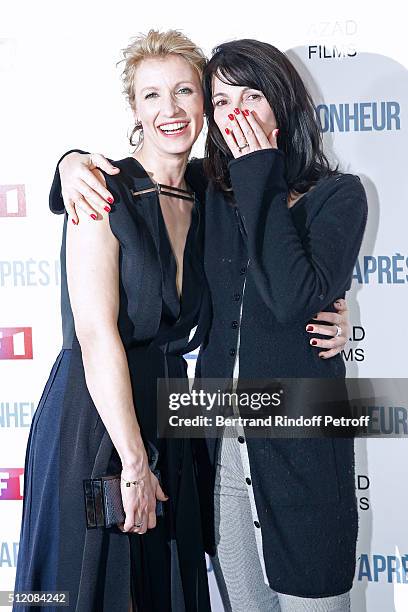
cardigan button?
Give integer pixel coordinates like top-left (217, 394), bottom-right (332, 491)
top-left (240, 267), bottom-right (246, 275)
top-left (233, 293), bottom-right (241, 301)
top-left (238, 435), bottom-right (245, 444)
top-left (254, 520), bottom-right (260, 528)
top-left (229, 348), bottom-right (236, 357)
top-left (245, 477), bottom-right (252, 486)
top-left (231, 320), bottom-right (239, 329)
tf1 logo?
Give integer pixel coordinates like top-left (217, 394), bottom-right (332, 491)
top-left (0, 327), bottom-right (33, 360)
top-left (0, 469), bottom-right (24, 500)
top-left (0, 185), bottom-right (26, 217)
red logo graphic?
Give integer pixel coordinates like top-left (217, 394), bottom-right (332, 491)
top-left (0, 469), bottom-right (24, 500)
top-left (0, 185), bottom-right (26, 217)
top-left (0, 327), bottom-right (33, 359)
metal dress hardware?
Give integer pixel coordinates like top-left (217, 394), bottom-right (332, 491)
top-left (131, 182), bottom-right (195, 202)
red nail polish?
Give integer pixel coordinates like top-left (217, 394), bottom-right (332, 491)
top-left (243, 109), bottom-right (250, 116)
top-left (225, 128), bottom-right (230, 135)
top-left (104, 206), bottom-right (111, 212)
top-left (234, 108), bottom-right (240, 114)
top-left (72, 218), bottom-right (78, 225)
top-left (90, 213), bottom-right (97, 220)
top-left (306, 325), bottom-right (314, 332)
top-left (275, 128), bottom-right (280, 137)
top-left (311, 339), bottom-right (318, 346)
top-left (107, 197), bottom-right (114, 204)
top-left (228, 114), bottom-right (234, 120)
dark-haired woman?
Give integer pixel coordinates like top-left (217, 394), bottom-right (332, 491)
top-left (195, 39), bottom-right (367, 612)
top-left (51, 38), bottom-right (365, 612)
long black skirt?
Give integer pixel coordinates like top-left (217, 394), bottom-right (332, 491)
top-left (14, 341), bottom-right (210, 612)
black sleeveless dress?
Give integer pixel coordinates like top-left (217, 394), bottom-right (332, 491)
top-left (13, 157), bottom-right (211, 612)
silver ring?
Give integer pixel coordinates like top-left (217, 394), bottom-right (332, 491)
top-left (133, 521), bottom-right (144, 529)
top-left (238, 142), bottom-right (249, 152)
top-left (334, 324), bottom-right (342, 338)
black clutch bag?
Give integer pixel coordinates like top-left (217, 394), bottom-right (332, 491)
top-left (83, 444), bottom-right (164, 529)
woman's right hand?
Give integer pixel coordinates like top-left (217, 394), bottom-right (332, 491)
top-left (118, 459), bottom-right (169, 535)
top-left (59, 152), bottom-right (120, 225)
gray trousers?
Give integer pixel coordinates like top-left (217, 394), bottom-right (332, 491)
top-left (212, 432), bottom-right (351, 612)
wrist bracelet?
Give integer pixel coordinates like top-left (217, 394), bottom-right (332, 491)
top-left (121, 477), bottom-right (143, 488)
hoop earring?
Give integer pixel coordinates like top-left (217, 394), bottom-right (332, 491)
top-left (129, 120), bottom-right (143, 147)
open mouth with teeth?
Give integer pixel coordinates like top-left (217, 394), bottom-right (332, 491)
top-left (158, 121), bottom-right (189, 136)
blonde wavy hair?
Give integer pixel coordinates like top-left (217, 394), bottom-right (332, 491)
top-left (120, 30), bottom-right (207, 146)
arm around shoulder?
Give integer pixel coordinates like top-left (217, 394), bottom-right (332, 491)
top-left (49, 149), bottom-right (89, 214)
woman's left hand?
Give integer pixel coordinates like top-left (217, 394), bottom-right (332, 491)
top-left (222, 108), bottom-right (279, 158)
top-left (306, 299), bottom-right (351, 359)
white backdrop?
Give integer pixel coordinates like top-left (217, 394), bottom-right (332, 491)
top-left (0, 1), bottom-right (407, 610)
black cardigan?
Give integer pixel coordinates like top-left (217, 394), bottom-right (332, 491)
top-left (198, 148), bottom-right (367, 379)
top-left (195, 148), bottom-right (368, 598)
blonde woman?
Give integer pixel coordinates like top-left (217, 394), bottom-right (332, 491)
top-left (14, 31), bottom-right (212, 612)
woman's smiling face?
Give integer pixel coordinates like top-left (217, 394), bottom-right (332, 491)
top-left (211, 73), bottom-right (277, 140)
top-left (133, 54), bottom-right (204, 156)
